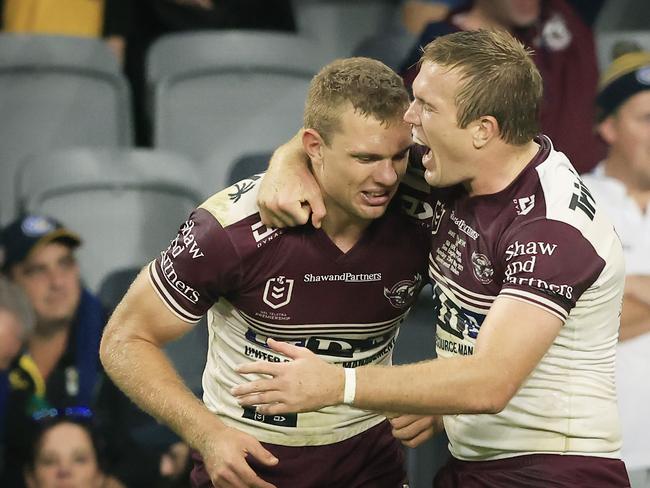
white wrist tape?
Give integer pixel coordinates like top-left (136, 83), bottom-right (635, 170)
top-left (343, 367), bottom-right (356, 405)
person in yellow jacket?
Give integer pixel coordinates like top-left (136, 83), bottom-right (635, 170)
top-left (0, 0), bottom-right (128, 62)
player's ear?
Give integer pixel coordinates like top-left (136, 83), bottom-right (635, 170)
top-left (471, 115), bottom-right (498, 149)
top-left (596, 116), bottom-right (617, 146)
top-left (303, 129), bottom-right (325, 166)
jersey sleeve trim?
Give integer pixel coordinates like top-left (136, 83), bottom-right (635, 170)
top-left (147, 261), bottom-right (203, 323)
top-left (498, 289), bottom-right (568, 322)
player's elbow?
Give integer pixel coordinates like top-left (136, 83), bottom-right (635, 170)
top-left (99, 321), bottom-right (120, 374)
top-left (461, 378), bottom-right (517, 414)
top-left (99, 312), bottom-right (131, 376)
top-left (472, 380), bottom-right (518, 414)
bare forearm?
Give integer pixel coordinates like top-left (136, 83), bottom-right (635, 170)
top-left (620, 293), bottom-right (650, 341)
top-left (354, 355), bottom-right (509, 415)
top-left (100, 332), bottom-right (222, 450)
top-left (625, 276), bottom-right (650, 306)
top-left (268, 129), bottom-right (308, 169)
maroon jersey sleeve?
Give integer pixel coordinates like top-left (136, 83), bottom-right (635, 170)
top-left (498, 219), bottom-right (605, 321)
top-left (148, 208), bottom-right (243, 322)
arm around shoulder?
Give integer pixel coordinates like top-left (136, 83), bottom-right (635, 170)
top-left (257, 129), bottom-right (326, 229)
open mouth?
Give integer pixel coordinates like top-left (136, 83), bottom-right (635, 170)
top-left (361, 190), bottom-right (392, 206)
top-left (411, 134), bottom-right (434, 167)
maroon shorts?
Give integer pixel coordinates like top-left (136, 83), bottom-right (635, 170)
top-left (191, 420), bottom-right (407, 488)
top-left (433, 453), bottom-right (630, 488)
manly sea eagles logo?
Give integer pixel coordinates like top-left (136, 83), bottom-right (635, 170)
top-left (263, 276), bottom-right (294, 309)
top-left (471, 252), bottom-right (494, 285)
top-left (384, 273), bottom-right (423, 309)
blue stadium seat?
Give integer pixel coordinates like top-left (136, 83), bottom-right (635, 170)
top-left (0, 34), bottom-right (132, 223)
top-left (148, 31), bottom-right (326, 195)
top-left (595, 30), bottom-right (650, 72)
top-left (292, 0), bottom-right (399, 59)
top-left (17, 147), bottom-right (202, 291)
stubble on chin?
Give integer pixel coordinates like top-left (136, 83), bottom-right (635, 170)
top-left (34, 315), bottom-right (74, 338)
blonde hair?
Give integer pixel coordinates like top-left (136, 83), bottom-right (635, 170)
top-left (304, 57), bottom-right (410, 145)
top-left (421, 29), bottom-right (542, 145)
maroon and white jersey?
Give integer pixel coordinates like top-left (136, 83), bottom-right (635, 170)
top-left (149, 174), bottom-right (431, 446)
top-left (429, 136), bottom-right (624, 460)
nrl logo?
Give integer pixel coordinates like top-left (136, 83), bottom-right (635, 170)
top-left (384, 273), bottom-right (423, 309)
top-left (263, 276), bottom-right (294, 309)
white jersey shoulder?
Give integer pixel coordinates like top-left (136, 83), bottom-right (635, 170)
top-left (199, 174), bottom-right (264, 228)
top-left (535, 146), bottom-right (619, 260)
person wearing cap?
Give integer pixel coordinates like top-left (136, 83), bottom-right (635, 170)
top-left (0, 214), bottom-right (106, 488)
top-left (581, 45), bottom-right (650, 488)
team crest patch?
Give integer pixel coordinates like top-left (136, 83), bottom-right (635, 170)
top-left (541, 14), bottom-right (571, 51)
top-left (471, 252), bottom-right (494, 284)
top-left (263, 276), bottom-right (294, 309)
top-left (384, 273), bottom-right (422, 308)
top-left (21, 215), bottom-right (56, 236)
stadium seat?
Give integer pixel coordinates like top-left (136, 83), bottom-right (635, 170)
top-left (226, 152), bottom-right (271, 186)
top-left (352, 31), bottom-right (417, 72)
top-left (595, 0), bottom-right (650, 34)
top-left (148, 31), bottom-right (326, 195)
top-left (0, 34), bottom-right (132, 223)
top-left (595, 30), bottom-right (650, 72)
top-left (17, 147), bottom-right (202, 291)
top-left (292, 0), bottom-right (399, 59)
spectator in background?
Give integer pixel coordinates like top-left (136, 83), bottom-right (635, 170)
top-left (0, 0), bottom-right (130, 63)
top-left (0, 214), bottom-right (106, 487)
top-left (400, 0), bottom-right (606, 35)
top-left (0, 277), bottom-right (34, 372)
top-left (400, 0), bottom-right (460, 36)
top-left (23, 413), bottom-right (117, 488)
top-left (400, 0), bottom-right (605, 174)
top-left (0, 276), bottom-right (35, 476)
top-left (581, 44), bottom-right (650, 488)
top-left (157, 438), bottom-right (192, 488)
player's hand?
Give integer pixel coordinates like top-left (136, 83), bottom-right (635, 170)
top-left (196, 426), bottom-right (278, 488)
top-left (257, 131), bottom-right (326, 229)
top-left (232, 339), bottom-right (343, 414)
top-left (388, 414), bottom-right (443, 448)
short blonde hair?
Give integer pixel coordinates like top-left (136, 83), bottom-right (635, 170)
top-left (304, 57), bottom-right (410, 145)
top-left (421, 29), bottom-right (542, 145)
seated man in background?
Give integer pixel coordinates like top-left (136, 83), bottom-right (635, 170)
top-left (0, 215), bottom-right (107, 487)
top-left (581, 44), bottom-right (650, 488)
top-left (100, 57), bottom-right (432, 488)
top-left (0, 276), bottom-right (34, 372)
top-left (0, 276), bottom-right (35, 476)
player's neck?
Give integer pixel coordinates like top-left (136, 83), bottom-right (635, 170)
top-left (320, 205), bottom-right (370, 254)
top-left (465, 140), bottom-right (539, 197)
